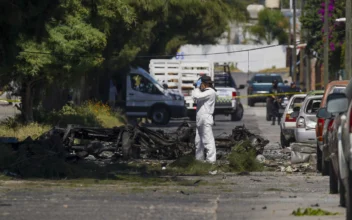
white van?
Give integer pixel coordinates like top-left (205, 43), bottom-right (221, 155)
top-left (123, 67), bottom-right (186, 125)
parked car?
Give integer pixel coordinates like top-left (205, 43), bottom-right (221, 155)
top-left (319, 92), bottom-right (351, 219)
top-left (291, 95), bottom-right (323, 144)
top-left (279, 94), bottom-right (307, 147)
top-left (316, 80), bottom-right (349, 175)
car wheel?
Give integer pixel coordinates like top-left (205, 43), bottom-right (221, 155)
top-left (189, 115), bottom-right (196, 121)
top-left (231, 104), bottom-right (244, 121)
top-left (339, 177), bottom-right (346, 207)
top-left (317, 144), bottom-right (322, 173)
top-left (346, 171), bottom-right (352, 220)
top-left (248, 98), bottom-right (254, 107)
top-left (151, 106), bottom-right (170, 125)
top-left (329, 161), bottom-right (338, 194)
top-left (280, 132), bottom-right (289, 148)
top-left (322, 151), bottom-right (330, 176)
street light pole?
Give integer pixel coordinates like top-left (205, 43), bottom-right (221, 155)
top-left (323, 0), bottom-right (329, 87)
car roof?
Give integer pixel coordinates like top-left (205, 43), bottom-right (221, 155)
top-left (254, 73), bottom-right (281, 76)
top-left (292, 94), bottom-right (307, 98)
top-left (307, 90), bottom-right (324, 95)
top-left (306, 94), bottom-right (323, 100)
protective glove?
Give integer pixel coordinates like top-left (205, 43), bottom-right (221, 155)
top-left (196, 79), bottom-right (202, 88)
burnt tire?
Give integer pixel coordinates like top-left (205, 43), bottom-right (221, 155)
top-left (280, 132), bottom-right (289, 148)
top-left (329, 161), bottom-right (338, 194)
top-left (231, 104), bottom-right (244, 121)
top-left (151, 106), bottom-right (170, 125)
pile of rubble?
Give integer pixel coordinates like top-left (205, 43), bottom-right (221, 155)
top-left (258, 142), bottom-right (317, 173)
top-left (4, 123), bottom-right (269, 163)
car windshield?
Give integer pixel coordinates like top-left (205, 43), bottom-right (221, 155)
top-left (252, 75), bottom-right (283, 83)
top-left (214, 73), bottom-right (235, 88)
top-left (330, 86), bottom-right (346, 94)
top-left (289, 97), bottom-right (305, 110)
top-left (305, 99), bottom-right (322, 114)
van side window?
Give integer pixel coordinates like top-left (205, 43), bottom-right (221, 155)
top-left (130, 74), bottom-right (160, 94)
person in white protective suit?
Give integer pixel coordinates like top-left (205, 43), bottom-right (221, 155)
top-left (192, 76), bottom-right (217, 163)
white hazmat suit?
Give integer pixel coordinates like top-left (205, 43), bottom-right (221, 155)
top-left (192, 87), bottom-right (217, 163)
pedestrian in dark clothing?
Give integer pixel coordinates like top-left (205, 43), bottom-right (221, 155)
top-left (269, 80), bottom-right (284, 125)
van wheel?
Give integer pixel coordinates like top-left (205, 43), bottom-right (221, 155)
top-left (231, 104), bottom-right (243, 121)
top-left (151, 106), bottom-right (170, 125)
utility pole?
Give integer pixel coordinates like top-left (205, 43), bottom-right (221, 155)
top-left (323, 0), bottom-right (329, 87)
top-left (346, 0), bottom-right (352, 80)
top-left (299, 0), bottom-right (305, 86)
top-left (292, 0), bottom-right (297, 84)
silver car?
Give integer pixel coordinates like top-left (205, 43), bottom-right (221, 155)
top-left (293, 95), bottom-right (323, 144)
top-left (280, 94), bottom-right (307, 147)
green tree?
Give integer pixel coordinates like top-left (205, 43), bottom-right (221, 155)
top-left (300, 0), bottom-right (345, 77)
top-left (248, 8), bottom-right (289, 44)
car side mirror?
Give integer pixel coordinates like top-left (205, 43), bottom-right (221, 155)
top-left (163, 83), bottom-right (168, 89)
top-left (326, 93), bottom-right (348, 114)
top-left (316, 107), bottom-right (331, 119)
top-left (247, 80), bottom-right (251, 84)
top-left (238, 84), bottom-right (245, 89)
top-left (290, 111), bottom-right (299, 118)
top-left (284, 80), bottom-right (288, 84)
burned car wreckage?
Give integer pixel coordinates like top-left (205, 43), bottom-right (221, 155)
top-left (9, 122), bottom-right (269, 162)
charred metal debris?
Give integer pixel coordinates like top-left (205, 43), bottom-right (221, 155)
top-left (5, 123), bottom-right (269, 161)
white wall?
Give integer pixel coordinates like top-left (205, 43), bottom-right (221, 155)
top-left (173, 44), bottom-right (287, 72)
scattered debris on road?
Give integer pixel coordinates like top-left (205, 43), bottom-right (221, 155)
top-left (0, 123), bottom-right (270, 178)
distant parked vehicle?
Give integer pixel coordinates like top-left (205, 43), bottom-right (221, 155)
top-left (246, 73), bottom-right (288, 107)
top-left (291, 95), bottom-right (323, 144)
top-left (279, 94), bottom-right (307, 147)
top-left (315, 80), bottom-right (349, 176)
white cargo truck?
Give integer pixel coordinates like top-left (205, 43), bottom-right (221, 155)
top-left (149, 60), bottom-right (245, 121)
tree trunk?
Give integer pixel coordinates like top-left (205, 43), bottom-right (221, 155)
top-left (21, 82), bottom-right (34, 123)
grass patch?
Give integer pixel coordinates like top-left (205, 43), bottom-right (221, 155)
top-left (227, 141), bottom-right (264, 172)
top-left (292, 208), bottom-right (339, 216)
top-left (0, 101), bottom-right (127, 141)
top-left (0, 123), bottom-right (50, 141)
top-left (167, 155), bottom-right (215, 175)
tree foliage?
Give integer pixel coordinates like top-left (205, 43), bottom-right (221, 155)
top-left (248, 8), bottom-right (289, 45)
top-left (0, 0), bottom-right (248, 122)
top-left (300, 0), bottom-right (345, 74)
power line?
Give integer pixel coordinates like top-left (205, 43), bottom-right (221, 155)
top-left (18, 28), bottom-right (346, 59)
